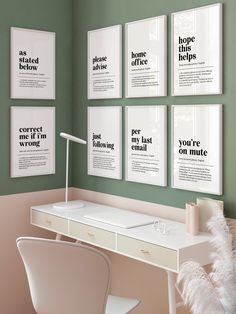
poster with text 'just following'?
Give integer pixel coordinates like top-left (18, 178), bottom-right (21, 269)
top-left (172, 104), bottom-right (222, 195)
top-left (172, 3), bottom-right (222, 96)
top-left (87, 106), bottom-right (122, 179)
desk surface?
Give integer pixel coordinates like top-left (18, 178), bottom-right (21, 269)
top-left (31, 200), bottom-right (212, 273)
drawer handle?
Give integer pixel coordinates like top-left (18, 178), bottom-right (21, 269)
top-left (140, 249), bottom-right (150, 254)
top-left (87, 232), bottom-right (95, 237)
top-left (45, 220), bottom-right (52, 225)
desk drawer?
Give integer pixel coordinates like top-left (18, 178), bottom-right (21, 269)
top-left (31, 210), bottom-right (68, 234)
top-left (117, 235), bottom-right (177, 270)
top-left (69, 221), bottom-right (115, 250)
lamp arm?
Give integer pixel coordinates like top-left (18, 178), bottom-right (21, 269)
top-left (60, 132), bottom-right (86, 145)
top-left (53, 133), bottom-right (86, 210)
top-left (65, 139), bottom-right (69, 203)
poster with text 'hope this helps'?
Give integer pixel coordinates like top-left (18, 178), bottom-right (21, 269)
top-left (172, 3), bottom-right (222, 96)
top-left (11, 27), bottom-right (55, 99)
top-left (172, 104), bottom-right (222, 195)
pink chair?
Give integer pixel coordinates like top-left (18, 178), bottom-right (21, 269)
top-left (17, 237), bottom-right (140, 314)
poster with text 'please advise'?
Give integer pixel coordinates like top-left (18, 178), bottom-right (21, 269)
top-left (172, 105), bottom-right (222, 195)
top-left (87, 106), bottom-right (122, 179)
top-left (11, 27), bottom-right (55, 99)
top-left (87, 25), bottom-right (122, 99)
top-left (11, 107), bottom-right (55, 178)
top-left (172, 3), bottom-right (222, 96)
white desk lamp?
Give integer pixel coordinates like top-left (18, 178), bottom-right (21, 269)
top-left (53, 132), bottom-right (86, 210)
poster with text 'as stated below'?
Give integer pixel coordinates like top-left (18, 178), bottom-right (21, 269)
top-left (172, 105), bottom-right (222, 195)
top-left (11, 107), bottom-right (55, 178)
top-left (11, 28), bottom-right (55, 99)
top-left (172, 3), bottom-right (222, 96)
top-left (125, 106), bottom-right (167, 186)
top-left (87, 106), bottom-right (122, 179)
top-left (87, 25), bottom-right (122, 99)
top-left (125, 16), bottom-right (167, 98)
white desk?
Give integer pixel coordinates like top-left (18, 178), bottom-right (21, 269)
top-left (31, 200), bottom-right (212, 314)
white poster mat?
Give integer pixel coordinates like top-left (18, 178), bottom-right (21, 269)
top-left (11, 107), bottom-right (55, 177)
top-left (172, 104), bottom-right (222, 195)
top-left (87, 25), bottom-right (122, 99)
top-left (171, 3), bottom-right (222, 96)
top-left (125, 16), bottom-right (167, 98)
top-left (11, 27), bottom-right (55, 99)
top-left (87, 106), bottom-right (122, 179)
top-left (125, 106), bottom-right (167, 186)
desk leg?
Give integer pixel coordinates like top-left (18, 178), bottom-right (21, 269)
top-left (166, 271), bottom-right (176, 314)
top-left (55, 233), bottom-right (62, 241)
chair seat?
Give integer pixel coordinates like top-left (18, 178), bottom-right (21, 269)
top-left (106, 295), bottom-right (140, 314)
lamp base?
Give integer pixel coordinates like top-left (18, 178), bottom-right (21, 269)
top-left (53, 200), bottom-right (85, 210)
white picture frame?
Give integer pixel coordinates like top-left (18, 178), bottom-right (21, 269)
top-left (171, 104), bottom-right (222, 195)
top-left (87, 25), bottom-right (122, 99)
top-left (87, 106), bottom-right (122, 179)
top-left (11, 106), bottom-right (55, 178)
top-left (125, 106), bottom-right (167, 186)
top-left (125, 16), bottom-right (167, 98)
top-left (171, 3), bottom-right (222, 96)
top-left (11, 27), bottom-right (55, 99)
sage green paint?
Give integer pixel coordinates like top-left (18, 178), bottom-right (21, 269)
top-left (72, 0), bottom-right (236, 218)
top-left (1, 0), bottom-right (235, 219)
top-left (0, 0), bottom-right (73, 195)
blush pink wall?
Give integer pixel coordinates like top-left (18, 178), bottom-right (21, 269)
top-left (0, 188), bottom-right (192, 314)
top-left (0, 189), bottom-right (67, 314)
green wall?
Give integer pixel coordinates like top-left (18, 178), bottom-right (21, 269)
top-left (72, 0), bottom-right (236, 218)
top-left (1, 0), bottom-right (235, 219)
top-left (0, 0), bottom-right (73, 195)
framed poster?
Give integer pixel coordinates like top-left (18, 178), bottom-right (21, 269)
top-left (171, 3), bottom-right (222, 96)
top-left (87, 25), bottom-right (122, 99)
top-left (11, 106), bottom-right (55, 178)
top-left (125, 16), bottom-right (167, 98)
top-left (87, 106), bottom-right (122, 179)
top-left (125, 106), bottom-right (167, 186)
top-left (11, 27), bottom-right (55, 99)
top-left (172, 104), bottom-right (222, 195)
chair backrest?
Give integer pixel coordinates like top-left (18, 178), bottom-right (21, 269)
top-left (17, 237), bottom-right (111, 314)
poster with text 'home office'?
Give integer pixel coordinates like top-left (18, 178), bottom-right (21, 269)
top-left (11, 27), bottom-right (55, 99)
top-left (87, 106), bottom-right (122, 179)
top-left (126, 106), bottom-right (167, 186)
top-left (172, 105), bottom-right (222, 195)
top-left (125, 16), bottom-right (167, 98)
top-left (87, 25), bottom-right (122, 99)
top-left (11, 107), bottom-right (55, 178)
top-left (172, 3), bottom-right (222, 96)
